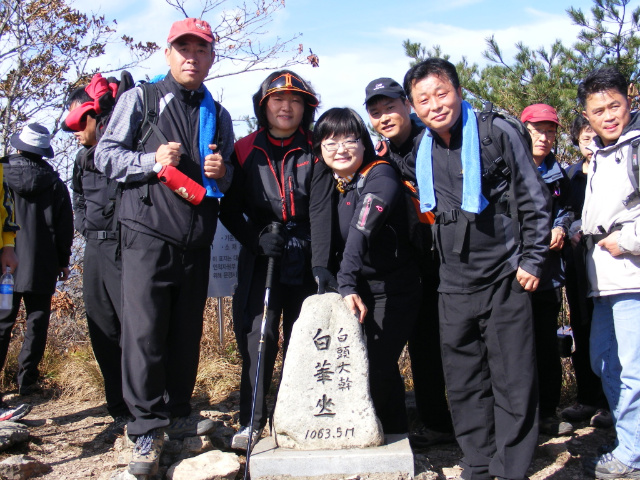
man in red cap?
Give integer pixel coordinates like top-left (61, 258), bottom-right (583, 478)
top-left (520, 104), bottom-right (574, 437)
top-left (96, 18), bottom-right (234, 476)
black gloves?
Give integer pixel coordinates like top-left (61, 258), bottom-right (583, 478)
top-left (313, 266), bottom-right (338, 294)
top-left (257, 231), bottom-right (285, 258)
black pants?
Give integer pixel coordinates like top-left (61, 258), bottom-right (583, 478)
top-left (361, 280), bottom-right (420, 434)
top-left (408, 255), bottom-right (453, 433)
top-left (233, 248), bottom-right (316, 429)
top-left (531, 287), bottom-right (562, 418)
top-left (83, 238), bottom-right (128, 418)
top-left (564, 243), bottom-right (608, 409)
top-left (440, 274), bottom-right (538, 480)
top-left (0, 292), bottom-right (51, 389)
top-left (120, 227), bottom-right (210, 436)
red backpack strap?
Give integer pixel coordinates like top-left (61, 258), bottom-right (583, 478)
top-left (403, 180), bottom-right (435, 225)
top-left (359, 159), bottom-right (390, 177)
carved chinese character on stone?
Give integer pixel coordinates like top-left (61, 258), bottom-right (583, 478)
top-left (272, 293), bottom-right (384, 450)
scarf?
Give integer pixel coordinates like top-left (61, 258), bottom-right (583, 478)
top-left (415, 100), bottom-right (488, 214)
top-left (333, 172), bottom-right (355, 194)
top-left (199, 88), bottom-right (223, 198)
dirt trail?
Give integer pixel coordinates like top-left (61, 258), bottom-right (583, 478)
top-left (0, 389), bottom-right (618, 480)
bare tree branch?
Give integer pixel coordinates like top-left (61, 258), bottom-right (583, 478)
top-left (164, 0), bottom-right (308, 80)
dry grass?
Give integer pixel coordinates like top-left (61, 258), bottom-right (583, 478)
top-left (194, 297), bottom-right (242, 403)
top-left (1, 288), bottom-right (243, 405)
top-left (56, 347), bottom-right (105, 401)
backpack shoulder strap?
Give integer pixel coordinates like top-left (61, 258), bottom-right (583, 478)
top-left (624, 137), bottom-right (640, 206)
top-left (478, 103), bottom-right (511, 181)
top-left (136, 82), bottom-right (167, 150)
top-left (355, 160), bottom-right (391, 196)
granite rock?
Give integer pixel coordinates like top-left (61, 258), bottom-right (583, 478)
top-left (273, 293), bottom-right (383, 450)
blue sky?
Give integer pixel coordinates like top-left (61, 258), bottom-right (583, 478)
top-left (76, 0), bottom-right (596, 136)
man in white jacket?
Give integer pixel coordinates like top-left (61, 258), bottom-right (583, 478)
top-left (578, 67), bottom-right (640, 479)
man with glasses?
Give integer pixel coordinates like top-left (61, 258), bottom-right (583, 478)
top-left (364, 77), bottom-right (454, 447)
top-left (521, 104), bottom-right (574, 437)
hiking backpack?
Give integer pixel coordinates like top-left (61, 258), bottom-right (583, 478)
top-left (477, 102), bottom-right (533, 222)
top-left (355, 158), bottom-right (434, 255)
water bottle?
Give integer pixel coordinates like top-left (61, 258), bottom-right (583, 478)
top-left (0, 267), bottom-right (13, 313)
top-left (153, 163), bottom-right (206, 205)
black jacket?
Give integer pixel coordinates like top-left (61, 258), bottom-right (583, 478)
top-left (3, 153), bottom-right (73, 294)
top-left (565, 160), bottom-right (588, 222)
top-left (418, 114), bottom-right (551, 293)
top-left (334, 159), bottom-right (419, 296)
top-left (537, 152), bottom-right (573, 291)
top-left (219, 128), bottom-right (333, 274)
top-left (101, 73), bottom-right (234, 249)
top-left (71, 146), bottom-right (118, 238)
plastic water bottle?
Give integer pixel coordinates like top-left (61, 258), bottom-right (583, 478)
top-left (0, 267), bottom-right (13, 313)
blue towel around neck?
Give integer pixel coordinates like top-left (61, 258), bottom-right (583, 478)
top-left (148, 75), bottom-right (223, 198)
top-left (199, 88), bottom-right (223, 198)
top-left (415, 100), bottom-right (488, 214)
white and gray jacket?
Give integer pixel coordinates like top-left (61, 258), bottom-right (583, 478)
top-left (582, 111), bottom-right (640, 297)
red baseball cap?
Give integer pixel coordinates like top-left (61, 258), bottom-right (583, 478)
top-left (167, 18), bottom-right (214, 44)
top-left (521, 103), bottom-right (560, 126)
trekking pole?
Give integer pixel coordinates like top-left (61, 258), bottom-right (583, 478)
top-left (244, 221), bottom-right (281, 480)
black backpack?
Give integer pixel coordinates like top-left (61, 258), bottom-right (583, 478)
top-left (90, 72), bottom-right (162, 241)
top-left (477, 102), bottom-right (532, 223)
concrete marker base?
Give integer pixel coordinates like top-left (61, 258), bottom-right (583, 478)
top-left (249, 434), bottom-right (414, 479)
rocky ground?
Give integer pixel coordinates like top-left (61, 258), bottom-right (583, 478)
top-left (0, 387), bottom-right (620, 480)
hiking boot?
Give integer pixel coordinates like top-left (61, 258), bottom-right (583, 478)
top-left (561, 402), bottom-right (597, 422)
top-left (166, 415), bottom-right (215, 440)
top-left (231, 426), bottom-right (263, 451)
top-left (583, 453), bottom-right (640, 479)
top-left (103, 415), bottom-right (132, 443)
top-left (128, 429), bottom-right (164, 476)
top-left (539, 416), bottom-right (573, 436)
top-left (590, 409), bottom-right (614, 429)
top-left (0, 403), bottom-right (31, 422)
top-left (409, 427), bottom-right (456, 448)
top-left (18, 382), bottom-right (41, 396)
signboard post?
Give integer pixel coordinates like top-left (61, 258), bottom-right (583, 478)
top-left (208, 221), bottom-right (241, 346)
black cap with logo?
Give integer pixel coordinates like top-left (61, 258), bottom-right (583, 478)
top-left (364, 77), bottom-right (406, 105)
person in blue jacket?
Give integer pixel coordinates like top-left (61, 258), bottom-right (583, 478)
top-left (521, 103), bottom-right (574, 436)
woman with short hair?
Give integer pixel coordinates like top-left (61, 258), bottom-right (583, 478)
top-left (312, 107), bottom-right (420, 434)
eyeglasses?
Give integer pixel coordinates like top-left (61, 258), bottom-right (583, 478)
top-left (527, 126), bottom-right (557, 139)
top-left (322, 138), bottom-right (360, 152)
top-left (579, 136), bottom-right (594, 146)
top-left (259, 73), bottom-right (319, 106)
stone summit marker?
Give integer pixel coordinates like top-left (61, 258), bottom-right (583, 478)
top-left (251, 293), bottom-right (414, 480)
top-left (272, 292), bottom-right (384, 450)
